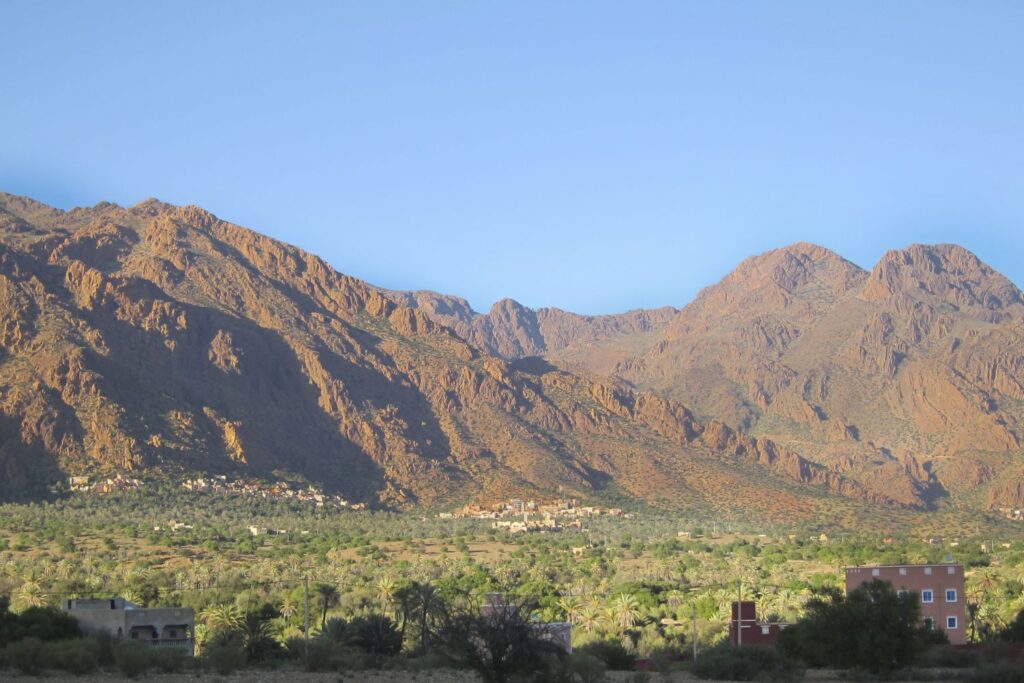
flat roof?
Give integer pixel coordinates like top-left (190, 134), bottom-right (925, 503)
top-left (844, 563), bottom-right (962, 570)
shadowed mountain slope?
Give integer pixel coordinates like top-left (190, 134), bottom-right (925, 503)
top-left (0, 192), bottom-right (896, 521)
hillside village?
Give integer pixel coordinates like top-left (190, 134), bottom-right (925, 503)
top-left (67, 475), bottom-right (359, 509)
top-left (439, 498), bottom-right (625, 533)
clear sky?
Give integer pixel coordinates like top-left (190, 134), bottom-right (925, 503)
top-left (3, 1), bottom-right (1023, 314)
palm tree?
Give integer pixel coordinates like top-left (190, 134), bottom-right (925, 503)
top-left (966, 601), bottom-right (982, 643)
top-left (414, 582), bottom-right (445, 651)
top-left (12, 580), bottom-right (47, 611)
top-left (316, 583), bottom-right (340, 629)
top-left (557, 594), bottom-right (583, 623)
top-left (969, 567), bottom-right (1001, 598)
top-left (610, 593), bottom-right (643, 632)
top-left (280, 594), bottom-right (298, 622)
top-left (240, 611), bottom-right (280, 662)
top-left (201, 604), bottom-right (243, 634)
top-left (376, 575), bottom-right (397, 616)
top-left (577, 603), bottom-right (606, 635)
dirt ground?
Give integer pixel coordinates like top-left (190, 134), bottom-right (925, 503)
top-left (0, 669), bottom-right (965, 682)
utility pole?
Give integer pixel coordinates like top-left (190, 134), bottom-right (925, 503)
top-left (736, 581), bottom-right (742, 647)
top-left (692, 602), bottom-right (698, 662)
top-left (303, 575), bottom-right (310, 647)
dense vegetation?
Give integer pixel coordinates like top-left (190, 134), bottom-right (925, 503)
top-left (1, 489), bottom-right (1023, 677)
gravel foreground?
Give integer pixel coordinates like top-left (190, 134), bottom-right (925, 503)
top-left (0, 670), bottom-right (966, 683)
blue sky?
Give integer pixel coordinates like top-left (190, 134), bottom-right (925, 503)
top-left (3, 1), bottom-right (1023, 314)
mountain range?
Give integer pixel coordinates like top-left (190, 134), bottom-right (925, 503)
top-left (1, 191), bottom-right (1021, 521)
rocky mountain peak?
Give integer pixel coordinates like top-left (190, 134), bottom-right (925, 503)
top-left (859, 243), bottom-right (1023, 313)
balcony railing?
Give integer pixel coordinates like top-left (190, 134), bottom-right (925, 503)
top-left (140, 638), bottom-right (193, 648)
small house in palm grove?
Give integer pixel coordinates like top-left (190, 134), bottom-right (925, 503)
top-left (482, 593), bottom-right (573, 653)
top-left (62, 598), bottom-right (195, 656)
top-left (729, 601), bottom-right (791, 647)
top-left (845, 563), bottom-right (967, 645)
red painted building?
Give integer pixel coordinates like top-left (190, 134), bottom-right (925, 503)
top-left (845, 563), bottom-right (967, 645)
top-left (729, 601), bottom-right (790, 647)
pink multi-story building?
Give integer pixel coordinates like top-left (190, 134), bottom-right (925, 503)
top-left (845, 563), bottom-right (967, 645)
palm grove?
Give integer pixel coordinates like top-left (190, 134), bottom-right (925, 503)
top-left (1, 489), bottom-right (1024, 678)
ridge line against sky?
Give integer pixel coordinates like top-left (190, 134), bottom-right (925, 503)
top-left (3, 1), bottom-right (1023, 314)
top-left (5, 188), bottom-right (1023, 319)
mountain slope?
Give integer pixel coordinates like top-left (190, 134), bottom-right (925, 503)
top-left (385, 290), bottom-right (676, 375)
top-left (0, 192), bottom-right (890, 521)
top-left (612, 243), bottom-right (1024, 510)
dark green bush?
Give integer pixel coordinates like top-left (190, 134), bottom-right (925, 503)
top-left (283, 634), bottom-right (307, 660)
top-left (568, 651), bottom-right (608, 683)
top-left (89, 630), bottom-right (116, 666)
top-left (577, 639), bottom-right (636, 670)
top-left (969, 662), bottom-right (1024, 683)
top-left (778, 580), bottom-right (927, 672)
top-left (50, 637), bottom-right (100, 674)
top-left (346, 614), bottom-right (403, 656)
top-left (321, 617), bottom-right (350, 643)
top-left (0, 606), bottom-right (82, 646)
top-left (915, 644), bottom-right (978, 669)
top-left (304, 637), bottom-right (335, 672)
top-left (203, 641), bottom-right (246, 675)
top-left (151, 646), bottom-right (187, 673)
top-left (692, 643), bottom-right (802, 682)
top-left (332, 645), bottom-right (372, 671)
top-left (4, 636), bottom-right (46, 675)
top-left (401, 651), bottom-right (451, 670)
top-left (1001, 609), bottom-right (1024, 642)
top-left (114, 640), bottom-right (153, 678)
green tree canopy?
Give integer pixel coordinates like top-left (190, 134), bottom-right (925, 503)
top-left (778, 579), bottom-right (929, 672)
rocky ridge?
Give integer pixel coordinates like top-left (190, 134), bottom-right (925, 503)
top-left (0, 192), bottom-right (893, 521)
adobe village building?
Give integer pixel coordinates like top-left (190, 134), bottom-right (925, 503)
top-left (62, 598), bottom-right (196, 655)
top-left (846, 563), bottom-right (967, 645)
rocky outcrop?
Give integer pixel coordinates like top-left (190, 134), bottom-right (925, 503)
top-left (611, 242), bottom-right (1024, 510)
top-left (0, 191), bottom-right (899, 521)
